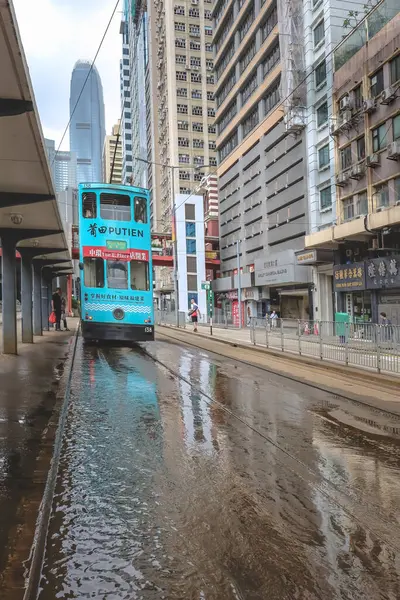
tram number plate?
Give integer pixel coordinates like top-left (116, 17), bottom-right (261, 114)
top-left (145, 327), bottom-right (153, 333)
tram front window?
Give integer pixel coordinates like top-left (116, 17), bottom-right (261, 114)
top-left (107, 260), bottom-right (128, 289)
top-left (130, 261), bottom-right (149, 291)
top-left (83, 258), bottom-right (104, 288)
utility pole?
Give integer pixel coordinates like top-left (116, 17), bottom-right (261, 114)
top-left (171, 165), bottom-right (179, 328)
top-left (237, 239), bottom-right (242, 329)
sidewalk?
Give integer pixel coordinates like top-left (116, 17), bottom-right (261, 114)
top-left (156, 325), bottom-right (400, 413)
top-left (0, 319), bottom-right (78, 598)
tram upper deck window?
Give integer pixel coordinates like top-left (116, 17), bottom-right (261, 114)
top-left (100, 193), bottom-right (131, 221)
top-left (83, 257), bottom-right (104, 287)
top-left (107, 260), bottom-right (128, 289)
top-left (82, 192), bottom-right (97, 218)
top-left (130, 260), bottom-right (150, 291)
top-left (134, 197), bottom-right (147, 223)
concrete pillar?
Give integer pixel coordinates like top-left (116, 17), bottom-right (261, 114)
top-left (48, 280), bottom-right (53, 317)
top-left (33, 262), bottom-right (42, 336)
top-left (41, 275), bottom-right (49, 332)
top-left (21, 253), bottom-right (33, 343)
top-left (1, 236), bottom-right (17, 354)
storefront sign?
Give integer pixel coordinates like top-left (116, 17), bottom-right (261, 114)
top-left (255, 250), bottom-right (308, 286)
top-left (296, 250), bottom-right (316, 265)
top-left (333, 262), bottom-right (366, 292)
top-left (295, 248), bottom-right (334, 265)
top-left (232, 300), bottom-right (245, 327)
top-left (366, 255), bottom-right (400, 289)
top-left (244, 288), bottom-right (259, 301)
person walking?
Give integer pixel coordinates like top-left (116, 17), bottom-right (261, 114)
top-left (189, 298), bottom-right (200, 332)
top-left (61, 295), bottom-right (70, 331)
top-left (270, 310), bottom-right (278, 328)
top-left (52, 287), bottom-right (62, 331)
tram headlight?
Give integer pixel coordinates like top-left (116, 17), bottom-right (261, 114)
top-left (113, 308), bottom-right (125, 321)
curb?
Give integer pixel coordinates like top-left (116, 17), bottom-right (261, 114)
top-left (23, 323), bottom-right (80, 600)
top-left (156, 325), bottom-right (400, 416)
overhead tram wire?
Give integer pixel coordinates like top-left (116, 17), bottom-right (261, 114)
top-left (52, 0), bottom-right (121, 165)
top-left (170, 0), bottom-right (388, 216)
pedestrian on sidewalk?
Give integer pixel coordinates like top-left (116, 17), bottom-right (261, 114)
top-left (52, 288), bottom-right (62, 331)
top-left (61, 296), bottom-right (70, 331)
top-left (270, 310), bottom-right (278, 328)
top-left (189, 298), bottom-right (200, 332)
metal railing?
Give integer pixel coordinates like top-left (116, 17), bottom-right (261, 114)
top-left (249, 318), bottom-right (400, 375)
top-left (156, 310), bottom-right (400, 375)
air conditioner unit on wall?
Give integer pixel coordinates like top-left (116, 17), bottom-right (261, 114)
top-left (380, 85), bottom-right (398, 105)
top-left (362, 98), bottom-right (377, 113)
top-left (336, 171), bottom-right (350, 186)
top-left (366, 153), bottom-right (380, 167)
top-left (387, 141), bottom-right (400, 160)
top-left (340, 95), bottom-right (352, 111)
top-left (350, 163), bottom-right (365, 179)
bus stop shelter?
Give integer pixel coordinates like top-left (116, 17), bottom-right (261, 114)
top-left (0, 0), bottom-right (72, 354)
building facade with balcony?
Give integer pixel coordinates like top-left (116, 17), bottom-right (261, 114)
top-left (213, 0), bottom-right (312, 320)
top-left (300, 0), bottom-right (363, 322)
top-left (147, 0), bottom-right (217, 233)
top-left (306, 1), bottom-right (400, 324)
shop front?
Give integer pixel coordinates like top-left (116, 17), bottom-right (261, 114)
top-left (255, 250), bottom-right (311, 319)
top-left (333, 262), bottom-right (370, 322)
top-left (295, 249), bottom-right (335, 322)
top-left (333, 256), bottom-right (400, 324)
top-left (365, 255), bottom-right (400, 325)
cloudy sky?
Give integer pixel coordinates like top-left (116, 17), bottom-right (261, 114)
top-left (13, 0), bottom-right (122, 150)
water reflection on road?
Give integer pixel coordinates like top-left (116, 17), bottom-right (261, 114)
top-left (39, 337), bottom-right (400, 599)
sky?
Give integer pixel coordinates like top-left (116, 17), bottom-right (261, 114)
top-left (13, 0), bottom-right (122, 150)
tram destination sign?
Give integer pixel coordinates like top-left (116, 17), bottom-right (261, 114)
top-left (106, 240), bottom-right (128, 250)
top-left (83, 246), bottom-right (149, 262)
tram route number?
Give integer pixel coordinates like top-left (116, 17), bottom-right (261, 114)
top-left (145, 327), bottom-right (153, 333)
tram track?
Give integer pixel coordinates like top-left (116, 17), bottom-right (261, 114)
top-left (140, 334), bottom-right (400, 557)
top-left (155, 328), bottom-right (400, 419)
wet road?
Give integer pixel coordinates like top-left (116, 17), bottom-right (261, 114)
top-left (39, 335), bottom-right (400, 599)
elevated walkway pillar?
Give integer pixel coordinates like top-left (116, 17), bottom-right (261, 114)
top-left (1, 235), bottom-right (17, 354)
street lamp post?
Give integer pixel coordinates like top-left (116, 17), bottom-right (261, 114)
top-left (171, 165), bottom-right (179, 328)
top-left (237, 239), bottom-right (242, 329)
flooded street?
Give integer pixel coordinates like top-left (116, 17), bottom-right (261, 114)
top-left (39, 335), bottom-right (400, 599)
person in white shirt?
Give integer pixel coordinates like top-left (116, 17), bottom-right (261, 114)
top-left (189, 298), bottom-right (200, 332)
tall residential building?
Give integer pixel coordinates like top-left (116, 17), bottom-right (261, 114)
top-left (306, 1), bottom-right (400, 324)
top-left (103, 121), bottom-right (123, 184)
top-left (212, 0), bottom-right (312, 321)
top-left (120, 0), bottom-right (134, 184)
top-left (131, 9), bottom-right (149, 189)
top-left (147, 0), bottom-right (217, 232)
top-left (44, 138), bottom-right (77, 192)
top-left (69, 60), bottom-right (106, 184)
top-left (301, 0), bottom-right (363, 321)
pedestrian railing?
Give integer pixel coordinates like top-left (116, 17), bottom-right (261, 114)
top-left (250, 318), bottom-right (400, 375)
top-left (156, 310), bottom-right (400, 375)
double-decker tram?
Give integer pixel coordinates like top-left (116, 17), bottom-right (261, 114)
top-left (78, 183), bottom-right (154, 342)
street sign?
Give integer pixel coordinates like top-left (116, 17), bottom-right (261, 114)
top-left (201, 280), bottom-right (211, 291)
top-left (208, 290), bottom-right (214, 317)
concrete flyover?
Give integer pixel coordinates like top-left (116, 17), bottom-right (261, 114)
top-left (0, 0), bottom-right (72, 354)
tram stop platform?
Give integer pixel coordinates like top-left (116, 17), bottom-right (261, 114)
top-left (0, 318), bottom-right (78, 598)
